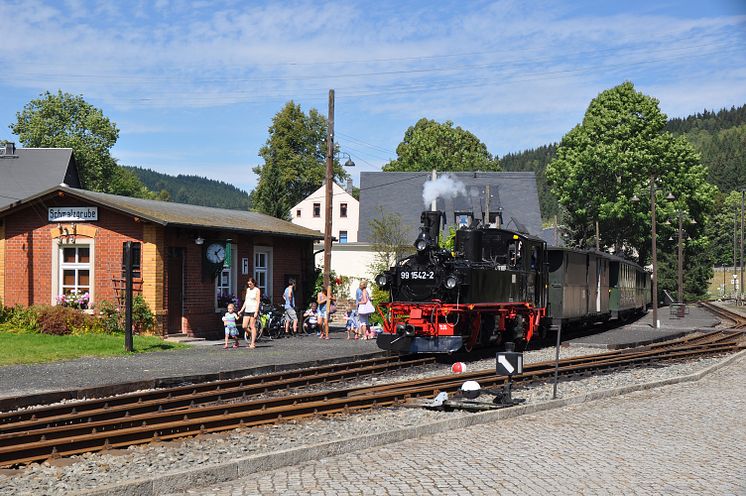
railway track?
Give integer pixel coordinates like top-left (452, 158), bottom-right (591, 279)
top-left (699, 301), bottom-right (746, 328)
top-left (1, 329), bottom-right (743, 467)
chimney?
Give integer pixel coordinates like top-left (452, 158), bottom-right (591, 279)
top-left (345, 178), bottom-right (353, 194)
top-left (1, 142), bottom-right (16, 156)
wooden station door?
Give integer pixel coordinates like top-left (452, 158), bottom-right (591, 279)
top-left (167, 247), bottom-right (184, 333)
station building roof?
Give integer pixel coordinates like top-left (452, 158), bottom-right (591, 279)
top-left (0, 185), bottom-right (324, 240)
top-left (0, 146), bottom-right (81, 210)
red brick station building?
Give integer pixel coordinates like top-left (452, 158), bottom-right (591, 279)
top-left (0, 145), bottom-right (322, 338)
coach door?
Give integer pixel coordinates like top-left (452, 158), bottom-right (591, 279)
top-left (167, 247), bottom-right (184, 333)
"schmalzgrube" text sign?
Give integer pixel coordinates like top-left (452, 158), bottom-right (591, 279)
top-left (48, 207), bottom-right (98, 222)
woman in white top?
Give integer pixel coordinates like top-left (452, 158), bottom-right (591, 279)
top-left (239, 277), bottom-right (261, 349)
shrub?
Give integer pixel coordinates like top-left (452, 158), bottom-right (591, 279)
top-left (95, 300), bottom-right (123, 334)
top-left (36, 305), bottom-right (95, 336)
top-left (132, 295), bottom-right (156, 334)
top-left (0, 305), bottom-right (40, 334)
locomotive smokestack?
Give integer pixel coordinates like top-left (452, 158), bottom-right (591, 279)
top-left (421, 210), bottom-right (444, 245)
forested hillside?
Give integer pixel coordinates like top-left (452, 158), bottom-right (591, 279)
top-left (125, 166), bottom-right (251, 210)
top-left (501, 104), bottom-right (746, 220)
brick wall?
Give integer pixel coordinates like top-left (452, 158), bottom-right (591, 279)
top-left (2, 197), bottom-right (143, 308)
top-left (0, 223), bottom-right (4, 304)
top-left (1, 194), bottom-right (318, 340)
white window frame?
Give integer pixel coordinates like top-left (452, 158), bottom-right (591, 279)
top-left (253, 246), bottom-right (273, 302)
top-left (51, 239), bottom-right (95, 306)
top-left (215, 242), bottom-right (237, 310)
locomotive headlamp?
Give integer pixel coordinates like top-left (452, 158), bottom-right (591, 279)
top-left (375, 273), bottom-right (388, 287)
top-left (445, 275), bottom-right (458, 289)
top-left (414, 230), bottom-right (432, 252)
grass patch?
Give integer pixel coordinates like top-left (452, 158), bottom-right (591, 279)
top-left (0, 333), bottom-right (189, 366)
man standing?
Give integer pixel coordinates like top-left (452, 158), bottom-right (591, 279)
top-left (283, 278), bottom-right (298, 336)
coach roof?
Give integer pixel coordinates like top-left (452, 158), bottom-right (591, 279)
top-left (0, 185), bottom-right (324, 240)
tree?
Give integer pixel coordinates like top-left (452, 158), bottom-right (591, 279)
top-left (10, 91), bottom-right (122, 193)
top-left (546, 81), bottom-right (716, 267)
top-left (252, 101), bottom-right (347, 219)
top-left (368, 207), bottom-right (415, 275)
top-left (704, 190), bottom-right (744, 267)
top-left (384, 118), bottom-right (499, 172)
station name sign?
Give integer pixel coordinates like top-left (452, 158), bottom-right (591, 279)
top-left (48, 207), bottom-right (98, 222)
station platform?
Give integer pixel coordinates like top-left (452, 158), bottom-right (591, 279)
top-left (566, 303), bottom-right (721, 349)
top-left (0, 327), bottom-right (382, 410)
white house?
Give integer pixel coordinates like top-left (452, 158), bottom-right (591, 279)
top-left (290, 182), bottom-right (359, 243)
top-left (291, 182), bottom-right (373, 299)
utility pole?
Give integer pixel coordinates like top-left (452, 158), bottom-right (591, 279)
top-left (677, 212), bottom-right (683, 303)
top-left (323, 89), bottom-right (335, 290)
top-left (735, 208), bottom-right (738, 299)
top-left (595, 220), bottom-right (600, 251)
top-left (739, 189), bottom-right (746, 305)
top-left (650, 176), bottom-right (659, 329)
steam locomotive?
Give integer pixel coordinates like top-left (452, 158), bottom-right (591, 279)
top-left (375, 210), bottom-right (651, 354)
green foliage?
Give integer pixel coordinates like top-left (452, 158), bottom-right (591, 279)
top-left (704, 190), bottom-right (745, 266)
top-left (383, 118), bottom-right (499, 172)
top-left (685, 124), bottom-right (746, 193)
top-left (439, 226), bottom-right (456, 251)
top-left (368, 285), bottom-right (389, 326)
top-left (367, 207), bottom-right (415, 276)
top-left (109, 166), bottom-right (156, 199)
top-left (0, 304), bottom-right (40, 333)
top-left (126, 166), bottom-right (252, 209)
top-left (9, 90), bottom-right (150, 197)
top-left (253, 101), bottom-right (348, 219)
top-left (0, 298), bottom-right (155, 336)
top-left (312, 270), bottom-right (347, 299)
top-left (95, 300), bottom-right (123, 334)
top-left (546, 81), bottom-right (716, 267)
top-left (132, 295), bottom-right (156, 334)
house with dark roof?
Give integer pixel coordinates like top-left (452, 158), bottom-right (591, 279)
top-left (358, 171), bottom-right (543, 243)
top-left (0, 143), bottom-right (82, 210)
top-left (0, 184), bottom-right (322, 338)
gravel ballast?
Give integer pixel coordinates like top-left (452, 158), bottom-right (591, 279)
top-left (0, 343), bottom-right (737, 496)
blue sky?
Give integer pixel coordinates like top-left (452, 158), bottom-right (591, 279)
top-left (1, 0), bottom-right (745, 193)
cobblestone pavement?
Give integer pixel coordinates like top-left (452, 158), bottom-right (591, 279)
top-left (173, 355), bottom-right (746, 496)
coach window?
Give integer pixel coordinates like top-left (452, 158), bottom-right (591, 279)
top-left (313, 203), bottom-right (321, 217)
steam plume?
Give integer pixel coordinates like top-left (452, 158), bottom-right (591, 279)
top-left (422, 174), bottom-right (467, 207)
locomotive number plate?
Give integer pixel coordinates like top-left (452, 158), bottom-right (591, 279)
top-left (400, 271), bottom-right (435, 280)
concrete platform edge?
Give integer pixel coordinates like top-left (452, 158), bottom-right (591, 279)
top-left (77, 348), bottom-right (746, 496)
top-left (0, 351), bottom-right (389, 412)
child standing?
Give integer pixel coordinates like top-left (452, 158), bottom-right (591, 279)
top-left (223, 303), bottom-right (240, 349)
top-left (344, 310), bottom-right (358, 340)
